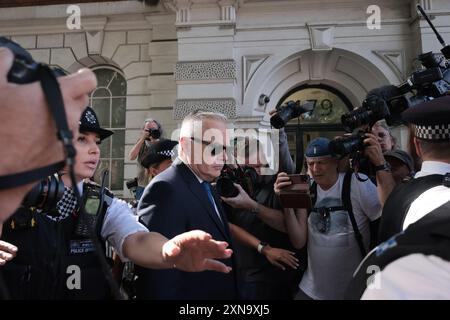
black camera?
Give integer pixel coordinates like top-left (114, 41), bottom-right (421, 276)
top-left (341, 94), bottom-right (391, 132)
top-left (0, 37), bottom-right (65, 84)
top-left (395, 51), bottom-right (450, 103)
top-left (215, 165), bottom-right (258, 198)
top-left (145, 128), bottom-right (161, 140)
top-left (329, 131), bottom-right (366, 159)
top-left (0, 37), bottom-right (39, 84)
top-left (340, 6), bottom-right (450, 133)
top-left (126, 178), bottom-right (138, 193)
top-left (22, 174), bottom-right (65, 214)
top-left (0, 37), bottom-right (66, 84)
top-left (270, 100), bottom-right (314, 129)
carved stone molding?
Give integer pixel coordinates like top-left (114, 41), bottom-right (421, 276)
top-left (307, 23), bottom-right (335, 51)
top-left (174, 60), bottom-right (236, 81)
top-left (219, 0), bottom-right (238, 22)
top-left (242, 55), bottom-right (269, 102)
top-left (373, 50), bottom-right (406, 81)
top-left (174, 98), bottom-right (236, 119)
top-left (162, 0), bottom-right (192, 23)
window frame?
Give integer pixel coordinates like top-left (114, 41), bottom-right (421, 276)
top-left (90, 66), bottom-right (127, 193)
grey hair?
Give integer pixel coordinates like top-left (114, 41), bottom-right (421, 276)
top-left (142, 118), bottom-right (163, 135)
top-left (373, 120), bottom-right (396, 148)
top-left (179, 110), bottom-right (228, 138)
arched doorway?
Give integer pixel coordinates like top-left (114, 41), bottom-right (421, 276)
top-left (277, 84), bottom-right (353, 171)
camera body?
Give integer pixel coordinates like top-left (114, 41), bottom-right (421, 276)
top-left (0, 37), bottom-right (64, 84)
top-left (270, 100), bottom-right (314, 129)
top-left (0, 37), bottom-right (40, 84)
top-left (340, 50), bottom-right (449, 133)
top-left (215, 165), bottom-right (258, 198)
top-left (22, 174), bottom-right (65, 214)
top-left (329, 131), bottom-right (366, 159)
top-left (145, 128), bottom-right (161, 140)
top-left (341, 94), bottom-right (391, 133)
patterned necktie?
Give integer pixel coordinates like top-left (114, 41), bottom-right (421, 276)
top-left (202, 181), bottom-right (223, 224)
top-left (48, 186), bottom-right (77, 222)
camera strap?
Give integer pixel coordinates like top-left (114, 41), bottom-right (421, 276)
top-left (0, 64), bottom-right (75, 190)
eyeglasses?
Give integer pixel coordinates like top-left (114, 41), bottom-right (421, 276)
top-left (190, 137), bottom-right (228, 156)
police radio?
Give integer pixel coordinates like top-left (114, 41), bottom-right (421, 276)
top-left (74, 171), bottom-right (112, 238)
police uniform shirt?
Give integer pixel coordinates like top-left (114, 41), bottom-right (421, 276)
top-left (72, 181), bottom-right (148, 260)
top-left (402, 161), bottom-right (450, 230)
top-left (361, 254), bottom-right (450, 300)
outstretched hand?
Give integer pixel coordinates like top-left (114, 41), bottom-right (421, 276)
top-left (162, 230), bottom-right (233, 273)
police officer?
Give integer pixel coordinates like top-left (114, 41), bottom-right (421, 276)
top-left (140, 139), bottom-right (178, 179)
top-left (347, 200), bottom-right (450, 300)
top-left (378, 95), bottom-right (450, 243)
top-left (0, 107), bottom-right (232, 300)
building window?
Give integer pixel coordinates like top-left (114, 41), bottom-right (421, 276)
top-left (90, 67), bottom-right (126, 192)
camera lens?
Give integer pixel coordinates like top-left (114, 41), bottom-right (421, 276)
top-left (216, 177), bottom-right (239, 198)
top-left (22, 175), bottom-right (65, 211)
top-left (329, 134), bottom-right (365, 158)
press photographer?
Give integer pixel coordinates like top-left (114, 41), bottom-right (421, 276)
top-left (274, 137), bottom-right (381, 300)
top-left (128, 118), bottom-right (163, 200)
top-left (219, 124), bottom-right (304, 300)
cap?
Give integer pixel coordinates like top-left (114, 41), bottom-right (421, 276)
top-left (305, 137), bottom-right (332, 159)
top-left (141, 139), bottom-right (178, 168)
top-left (383, 149), bottom-right (414, 172)
top-left (79, 107), bottom-right (113, 141)
top-left (401, 96), bottom-right (450, 141)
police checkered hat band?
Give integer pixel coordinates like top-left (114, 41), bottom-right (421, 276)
top-left (414, 124), bottom-right (450, 141)
top-left (157, 150), bottom-right (175, 157)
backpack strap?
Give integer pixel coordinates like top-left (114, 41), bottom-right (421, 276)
top-left (342, 170), bottom-right (367, 257)
top-left (310, 181), bottom-right (317, 212)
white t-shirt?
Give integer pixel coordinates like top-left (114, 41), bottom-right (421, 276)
top-left (361, 254), bottom-right (450, 300)
top-left (403, 161), bottom-right (450, 230)
top-left (300, 173), bottom-right (381, 300)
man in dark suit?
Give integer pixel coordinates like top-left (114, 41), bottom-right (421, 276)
top-left (136, 111), bottom-right (239, 300)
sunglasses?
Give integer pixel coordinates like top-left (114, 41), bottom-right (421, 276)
top-left (190, 137), bottom-right (228, 156)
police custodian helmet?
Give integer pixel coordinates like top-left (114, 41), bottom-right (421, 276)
top-left (79, 106), bottom-right (114, 141)
top-left (402, 95), bottom-right (450, 142)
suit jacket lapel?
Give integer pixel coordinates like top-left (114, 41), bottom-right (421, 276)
top-left (175, 159), bottom-right (230, 241)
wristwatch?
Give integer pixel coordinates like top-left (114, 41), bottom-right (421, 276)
top-left (257, 242), bottom-right (268, 254)
top-left (374, 161), bottom-right (391, 172)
